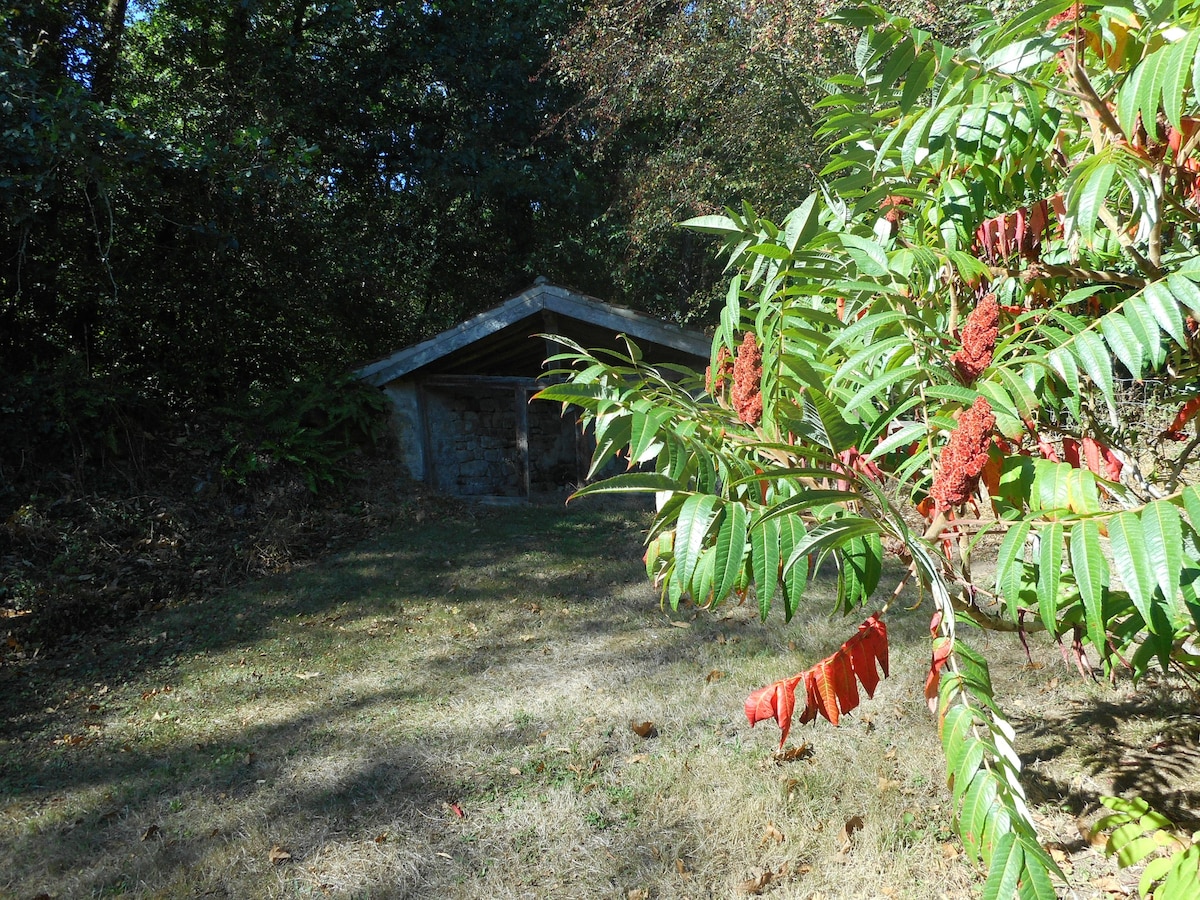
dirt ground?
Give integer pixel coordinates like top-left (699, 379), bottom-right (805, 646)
top-left (1, 497), bottom-right (1196, 899)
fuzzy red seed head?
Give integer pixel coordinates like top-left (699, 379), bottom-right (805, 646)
top-left (952, 293), bottom-right (999, 384)
top-left (881, 195), bottom-right (912, 225)
top-left (931, 397), bottom-right (996, 511)
top-left (732, 332), bottom-right (763, 426)
top-left (706, 345), bottom-right (733, 396)
top-left (1046, 2), bottom-right (1083, 30)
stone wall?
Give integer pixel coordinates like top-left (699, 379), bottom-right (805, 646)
top-left (426, 386), bottom-right (521, 496)
top-left (528, 398), bottom-right (578, 493)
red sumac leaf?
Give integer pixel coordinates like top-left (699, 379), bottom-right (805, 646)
top-left (744, 675), bottom-right (802, 749)
top-left (812, 663), bottom-right (840, 726)
top-left (1062, 437), bottom-right (1080, 468)
top-left (1162, 397), bottom-right (1200, 440)
top-left (925, 636), bottom-right (954, 713)
top-left (828, 652), bottom-right (859, 717)
top-left (861, 613), bottom-right (889, 677)
top-left (745, 614), bottom-right (891, 744)
top-left (1036, 435), bottom-right (1059, 462)
top-left (799, 672), bottom-right (820, 725)
top-left (846, 635), bottom-right (882, 698)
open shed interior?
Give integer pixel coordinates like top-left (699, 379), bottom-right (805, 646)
top-left (358, 280), bottom-right (709, 500)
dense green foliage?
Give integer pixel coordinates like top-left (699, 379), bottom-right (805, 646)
top-left (543, 1), bottom-right (1200, 894)
top-left (2, 0), bottom-right (607, 404)
top-left (551, 0), bottom-right (981, 320)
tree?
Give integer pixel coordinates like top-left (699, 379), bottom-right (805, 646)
top-left (540, 2), bottom-right (1200, 895)
top-left (2, 0), bottom-right (605, 406)
top-left (550, 0), bottom-right (979, 322)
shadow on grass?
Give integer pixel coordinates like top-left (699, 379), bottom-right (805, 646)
top-left (0, 499), bottom-right (651, 732)
top-left (1, 496), bottom-right (949, 897)
top-left (1014, 686), bottom-right (1200, 829)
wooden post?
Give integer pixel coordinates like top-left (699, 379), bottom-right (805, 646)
top-left (516, 385), bottom-right (530, 498)
top-left (418, 381), bottom-right (435, 488)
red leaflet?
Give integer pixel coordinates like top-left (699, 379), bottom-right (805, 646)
top-left (1036, 434), bottom-right (1060, 463)
top-left (925, 636), bottom-right (954, 713)
top-left (744, 614), bottom-right (889, 747)
top-left (819, 663), bottom-right (844, 725)
top-left (744, 675), bottom-right (802, 747)
top-left (846, 630), bottom-right (882, 698)
top-left (1161, 397), bottom-right (1200, 441)
top-left (1096, 440), bottom-right (1123, 482)
top-left (827, 652), bottom-right (858, 717)
top-left (975, 198), bottom-right (1060, 262)
top-left (1061, 436), bottom-right (1123, 481)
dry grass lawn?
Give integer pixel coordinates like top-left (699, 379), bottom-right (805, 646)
top-left (2, 498), bottom-right (1197, 898)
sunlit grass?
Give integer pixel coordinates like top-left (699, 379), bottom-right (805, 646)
top-left (0, 499), bottom-right (1175, 898)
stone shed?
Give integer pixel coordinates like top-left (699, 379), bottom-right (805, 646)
top-left (356, 278), bottom-right (710, 499)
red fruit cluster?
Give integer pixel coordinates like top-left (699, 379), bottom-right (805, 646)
top-left (880, 195), bottom-right (912, 234)
top-left (952, 293), bottom-right (999, 383)
top-left (1047, 3), bottom-right (1094, 50)
top-left (705, 345), bottom-right (733, 396)
top-left (732, 332), bottom-right (763, 426)
top-left (1046, 2), bottom-right (1083, 32)
top-left (931, 397), bottom-right (996, 511)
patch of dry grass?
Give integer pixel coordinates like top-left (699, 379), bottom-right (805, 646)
top-left (0, 499), bottom-right (1194, 898)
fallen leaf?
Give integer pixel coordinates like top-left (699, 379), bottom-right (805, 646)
top-left (1047, 842), bottom-right (1074, 874)
top-left (628, 890), bottom-right (649, 900)
top-left (374, 832), bottom-right (389, 843)
top-left (626, 753), bottom-right (648, 765)
top-left (773, 743), bottom-right (812, 764)
top-left (760, 822), bottom-right (785, 845)
top-left (670, 620), bottom-right (691, 629)
top-left (737, 870), bottom-right (775, 895)
top-left (878, 776), bottom-right (901, 793)
top-left (631, 721), bottom-right (658, 739)
top-left (141, 825), bottom-right (161, 841)
top-left (269, 845), bottom-right (292, 864)
top-left (293, 671), bottom-right (322, 680)
top-left (706, 669), bottom-right (725, 683)
top-left (1077, 817), bottom-right (1108, 848)
top-left (839, 814), bottom-right (865, 853)
top-left (448, 802), bottom-right (464, 818)
top-left (676, 857), bottom-right (689, 877)
top-left (509, 767), bottom-right (521, 775)
top-left (941, 842), bottom-right (959, 859)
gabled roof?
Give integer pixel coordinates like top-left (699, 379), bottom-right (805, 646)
top-left (356, 278), bottom-right (711, 386)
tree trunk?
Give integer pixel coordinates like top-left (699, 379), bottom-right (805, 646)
top-left (91, 0), bottom-right (129, 104)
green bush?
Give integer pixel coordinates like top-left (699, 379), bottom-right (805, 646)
top-left (217, 373), bottom-right (389, 493)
